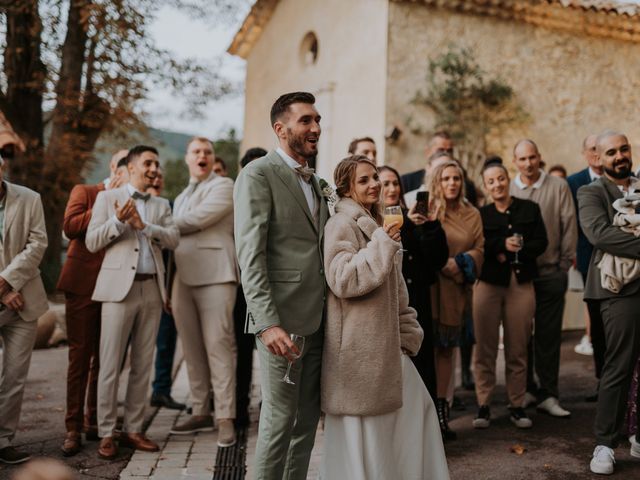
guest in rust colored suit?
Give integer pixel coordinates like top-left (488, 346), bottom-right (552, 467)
top-left (58, 154), bottom-right (128, 456)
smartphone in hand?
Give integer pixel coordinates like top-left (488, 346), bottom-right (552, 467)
top-left (415, 191), bottom-right (429, 216)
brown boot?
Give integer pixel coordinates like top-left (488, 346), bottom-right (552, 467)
top-left (98, 436), bottom-right (117, 460)
top-left (61, 431), bottom-right (82, 457)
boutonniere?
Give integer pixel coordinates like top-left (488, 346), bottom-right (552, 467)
top-left (318, 178), bottom-right (338, 216)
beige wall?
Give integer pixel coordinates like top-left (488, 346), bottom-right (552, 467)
top-left (386, 3), bottom-right (640, 184)
top-left (241, 0), bottom-right (389, 180)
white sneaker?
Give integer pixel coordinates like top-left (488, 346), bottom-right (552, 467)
top-left (590, 445), bottom-right (615, 475)
top-left (522, 391), bottom-right (537, 409)
top-left (537, 397), bottom-right (571, 418)
top-left (574, 335), bottom-right (594, 356)
top-left (630, 435), bottom-right (640, 459)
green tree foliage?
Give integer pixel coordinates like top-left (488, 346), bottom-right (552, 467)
top-left (413, 45), bottom-right (528, 173)
top-left (0, 0), bottom-right (249, 289)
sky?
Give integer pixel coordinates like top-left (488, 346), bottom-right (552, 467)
top-left (145, 5), bottom-right (250, 139)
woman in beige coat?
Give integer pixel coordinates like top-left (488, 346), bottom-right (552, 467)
top-left (320, 155), bottom-right (449, 480)
top-left (428, 159), bottom-right (484, 441)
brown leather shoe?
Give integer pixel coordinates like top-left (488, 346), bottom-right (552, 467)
top-left (61, 431), bottom-right (82, 457)
top-left (97, 436), bottom-right (117, 460)
top-left (119, 433), bottom-right (159, 452)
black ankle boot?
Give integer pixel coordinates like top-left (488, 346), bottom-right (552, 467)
top-left (436, 398), bottom-right (457, 441)
top-left (461, 345), bottom-right (475, 391)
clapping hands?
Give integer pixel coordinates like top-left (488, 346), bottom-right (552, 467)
top-left (114, 199), bottom-right (145, 230)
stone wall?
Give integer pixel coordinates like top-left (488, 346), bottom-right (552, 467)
top-left (241, 0), bottom-right (389, 180)
top-left (386, 3), bottom-right (640, 183)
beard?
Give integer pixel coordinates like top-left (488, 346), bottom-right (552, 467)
top-left (287, 128), bottom-right (317, 162)
top-left (604, 159), bottom-right (632, 180)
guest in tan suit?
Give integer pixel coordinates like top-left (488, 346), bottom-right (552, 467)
top-left (169, 137), bottom-right (239, 447)
top-left (58, 153), bottom-right (129, 457)
top-left (0, 155), bottom-right (49, 465)
top-left (86, 145), bottom-right (179, 459)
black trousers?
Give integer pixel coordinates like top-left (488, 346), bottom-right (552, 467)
top-left (233, 285), bottom-right (254, 423)
top-left (596, 295), bottom-right (640, 447)
top-left (152, 310), bottom-right (177, 397)
top-left (409, 294), bottom-right (437, 401)
top-left (527, 270), bottom-right (568, 400)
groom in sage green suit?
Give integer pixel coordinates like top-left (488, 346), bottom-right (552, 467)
top-left (234, 92), bottom-right (329, 480)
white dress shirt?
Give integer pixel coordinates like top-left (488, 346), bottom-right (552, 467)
top-left (112, 184), bottom-right (156, 274)
top-left (276, 147), bottom-right (317, 219)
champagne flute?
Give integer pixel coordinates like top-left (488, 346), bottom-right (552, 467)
top-left (512, 233), bottom-right (524, 265)
top-left (282, 334), bottom-right (305, 385)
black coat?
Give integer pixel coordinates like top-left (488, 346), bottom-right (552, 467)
top-left (479, 197), bottom-right (548, 286)
top-left (567, 167), bottom-right (593, 276)
top-left (400, 212), bottom-right (448, 398)
top-left (401, 214), bottom-right (449, 323)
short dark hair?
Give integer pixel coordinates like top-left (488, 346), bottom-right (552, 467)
top-left (116, 156), bottom-right (128, 169)
top-left (240, 147), bottom-right (267, 168)
top-left (548, 164), bottom-right (567, 178)
top-left (347, 136), bottom-right (375, 154)
top-left (214, 156), bottom-right (227, 170)
top-left (270, 92), bottom-right (315, 126)
top-left (126, 145), bottom-right (158, 164)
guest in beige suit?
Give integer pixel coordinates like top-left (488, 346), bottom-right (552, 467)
top-left (86, 145), bottom-right (179, 459)
top-left (169, 137), bottom-right (239, 447)
top-left (0, 155), bottom-right (49, 465)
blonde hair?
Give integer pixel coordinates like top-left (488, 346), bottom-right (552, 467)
top-left (427, 160), bottom-right (466, 221)
top-left (333, 154), bottom-right (383, 224)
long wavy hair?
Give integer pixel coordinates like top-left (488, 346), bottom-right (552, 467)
top-left (333, 154), bottom-right (383, 224)
top-left (427, 160), bottom-right (466, 221)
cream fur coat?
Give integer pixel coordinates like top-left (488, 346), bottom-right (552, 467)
top-left (322, 198), bottom-right (423, 416)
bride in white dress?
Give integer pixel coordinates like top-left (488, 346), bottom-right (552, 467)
top-left (320, 155), bottom-right (450, 480)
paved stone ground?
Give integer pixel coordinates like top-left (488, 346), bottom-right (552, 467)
top-left (2, 330), bottom-right (640, 479)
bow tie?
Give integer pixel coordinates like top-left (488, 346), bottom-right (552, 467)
top-left (131, 191), bottom-right (150, 201)
top-left (295, 165), bottom-right (315, 183)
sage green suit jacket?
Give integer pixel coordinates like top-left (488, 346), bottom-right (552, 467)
top-left (578, 176), bottom-right (640, 300)
top-left (234, 150), bottom-right (329, 336)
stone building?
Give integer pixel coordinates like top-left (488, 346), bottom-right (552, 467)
top-left (229, 0), bottom-right (640, 183)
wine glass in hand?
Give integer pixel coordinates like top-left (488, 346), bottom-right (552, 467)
top-left (282, 334), bottom-right (305, 385)
top-left (383, 206), bottom-right (404, 229)
top-left (511, 233), bottom-right (524, 265)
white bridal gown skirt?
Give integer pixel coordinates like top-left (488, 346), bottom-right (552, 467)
top-left (320, 355), bottom-right (450, 480)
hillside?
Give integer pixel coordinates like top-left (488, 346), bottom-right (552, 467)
top-left (85, 127), bottom-right (239, 187)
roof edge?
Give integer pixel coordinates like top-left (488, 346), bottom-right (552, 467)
top-left (228, 0), bottom-right (640, 60)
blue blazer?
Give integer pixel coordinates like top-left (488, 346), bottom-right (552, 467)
top-left (567, 167), bottom-right (593, 276)
top-left (401, 169), bottom-right (425, 193)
